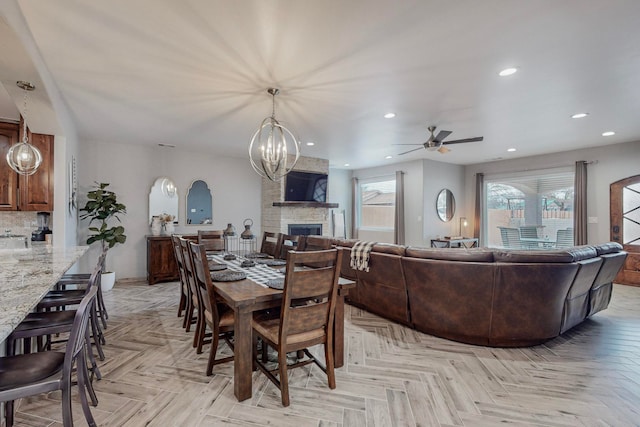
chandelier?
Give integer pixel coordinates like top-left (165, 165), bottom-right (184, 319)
top-left (248, 88), bottom-right (300, 182)
top-left (6, 81), bottom-right (42, 175)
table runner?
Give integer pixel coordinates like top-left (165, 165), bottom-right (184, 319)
top-left (207, 253), bottom-right (284, 287)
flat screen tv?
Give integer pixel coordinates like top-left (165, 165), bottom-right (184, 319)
top-left (284, 171), bottom-right (328, 202)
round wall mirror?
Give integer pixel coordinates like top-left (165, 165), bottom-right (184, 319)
top-left (436, 189), bottom-right (455, 222)
top-left (186, 180), bottom-right (213, 225)
top-left (149, 177), bottom-right (179, 223)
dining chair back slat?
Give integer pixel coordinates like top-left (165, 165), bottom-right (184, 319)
top-left (277, 234), bottom-right (301, 259)
top-left (260, 232), bottom-right (282, 257)
top-left (198, 230), bottom-right (225, 252)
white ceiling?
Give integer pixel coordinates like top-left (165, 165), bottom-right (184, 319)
top-left (1, 0), bottom-right (640, 169)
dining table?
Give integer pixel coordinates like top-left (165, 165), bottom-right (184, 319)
top-left (0, 244), bottom-right (89, 345)
top-left (208, 252), bottom-right (354, 402)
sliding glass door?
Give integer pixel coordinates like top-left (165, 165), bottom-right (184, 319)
top-left (484, 168), bottom-right (575, 249)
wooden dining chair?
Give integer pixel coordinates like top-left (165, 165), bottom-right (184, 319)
top-left (277, 234), bottom-right (301, 260)
top-left (260, 231), bottom-right (282, 257)
top-left (198, 230), bottom-right (225, 253)
top-left (1, 275), bottom-right (100, 427)
top-left (189, 242), bottom-right (235, 375)
top-left (172, 235), bottom-right (192, 326)
top-left (180, 237), bottom-right (207, 351)
top-left (252, 248), bottom-right (342, 406)
top-left (299, 235), bottom-right (333, 251)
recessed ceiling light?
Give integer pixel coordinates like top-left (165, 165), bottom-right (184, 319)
top-left (571, 113), bottom-right (589, 119)
top-left (344, 163), bottom-right (350, 167)
top-left (385, 155), bottom-right (393, 159)
top-left (602, 131), bottom-right (615, 136)
top-left (499, 67), bottom-right (518, 77)
top-left (384, 112), bottom-right (396, 119)
top-left (306, 142), bottom-right (315, 146)
top-left (507, 148), bottom-right (516, 152)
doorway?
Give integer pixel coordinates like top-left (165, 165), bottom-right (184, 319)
top-left (611, 174), bottom-right (640, 286)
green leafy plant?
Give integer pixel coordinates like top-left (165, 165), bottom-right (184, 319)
top-left (79, 182), bottom-right (127, 251)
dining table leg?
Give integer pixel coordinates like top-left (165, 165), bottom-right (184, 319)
top-left (233, 307), bottom-right (253, 401)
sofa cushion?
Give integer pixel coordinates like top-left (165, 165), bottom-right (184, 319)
top-left (593, 242), bottom-right (623, 255)
top-left (405, 247), bottom-right (495, 262)
top-left (333, 239), bottom-right (359, 248)
top-left (371, 243), bottom-right (406, 256)
top-left (493, 245), bottom-right (596, 263)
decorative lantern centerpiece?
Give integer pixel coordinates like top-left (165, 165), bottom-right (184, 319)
top-left (239, 218), bottom-right (256, 255)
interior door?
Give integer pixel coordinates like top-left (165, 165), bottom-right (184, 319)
top-left (611, 175), bottom-right (640, 286)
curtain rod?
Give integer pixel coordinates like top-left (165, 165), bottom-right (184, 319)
top-left (352, 171), bottom-right (406, 181)
top-left (473, 160), bottom-right (598, 176)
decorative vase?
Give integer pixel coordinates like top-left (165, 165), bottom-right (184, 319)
top-left (164, 221), bottom-right (175, 234)
top-left (224, 223), bottom-right (236, 236)
top-left (151, 217), bottom-right (162, 236)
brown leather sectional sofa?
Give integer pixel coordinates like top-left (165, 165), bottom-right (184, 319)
top-left (328, 238), bottom-right (627, 347)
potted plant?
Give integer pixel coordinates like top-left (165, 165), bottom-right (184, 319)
top-left (79, 182), bottom-right (127, 291)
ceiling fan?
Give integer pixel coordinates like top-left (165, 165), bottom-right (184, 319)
top-left (397, 126), bottom-right (483, 155)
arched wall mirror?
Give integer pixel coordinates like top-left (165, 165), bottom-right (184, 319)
top-left (436, 188), bottom-right (455, 222)
top-left (149, 177), bottom-right (179, 223)
top-left (186, 180), bottom-right (213, 225)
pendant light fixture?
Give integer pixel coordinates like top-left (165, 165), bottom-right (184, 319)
top-left (248, 88), bottom-right (300, 182)
top-left (6, 81), bottom-right (42, 175)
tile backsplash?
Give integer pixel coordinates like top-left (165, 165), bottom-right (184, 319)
top-left (0, 211), bottom-right (41, 236)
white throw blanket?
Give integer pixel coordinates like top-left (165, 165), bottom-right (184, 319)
top-left (350, 241), bottom-right (377, 272)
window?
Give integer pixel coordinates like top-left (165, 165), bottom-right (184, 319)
top-left (356, 177), bottom-right (396, 242)
top-left (485, 168), bottom-right (574, 248)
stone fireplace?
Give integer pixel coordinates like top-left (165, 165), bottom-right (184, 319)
top-left (261, 156), bottom-right (337, 236)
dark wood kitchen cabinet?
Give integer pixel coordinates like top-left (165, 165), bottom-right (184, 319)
top-left (0, 121), bottom-right (54, 211)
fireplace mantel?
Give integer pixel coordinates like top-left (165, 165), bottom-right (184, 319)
top-left (272, 201), bottom-right (339, 208)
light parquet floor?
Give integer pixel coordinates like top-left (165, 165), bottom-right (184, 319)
top-left (12, 281), bottom-right (640, 427)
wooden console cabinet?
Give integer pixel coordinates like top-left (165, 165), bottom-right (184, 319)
top-left (146, 235), bottom-right (179, 285)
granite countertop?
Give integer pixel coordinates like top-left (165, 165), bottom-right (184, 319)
top-left (0, 245), bottom-right (89, 344)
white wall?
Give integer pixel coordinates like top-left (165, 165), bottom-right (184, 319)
top-left (327, 168), bottom-right (351, 238)
top-left (464, 140), bottom-right (640, 245)
top-left (78, 141), bottom-right (262, 279)
top-left (421, 159), bottom-right (465, 242)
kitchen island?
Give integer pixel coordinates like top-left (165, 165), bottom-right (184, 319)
top-left (0, 245), bottom-right (89, 344)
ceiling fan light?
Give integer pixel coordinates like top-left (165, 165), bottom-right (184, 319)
top-left (437, 146), bottom-right (450, 154)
